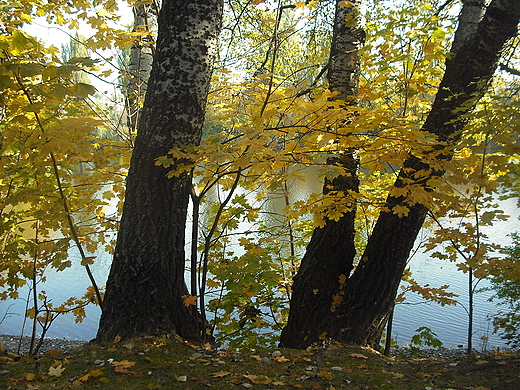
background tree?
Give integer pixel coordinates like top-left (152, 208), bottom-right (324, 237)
top-left (96, 0), bottom-right (224, 342)
top-left (123, 0), bottom-right (159, 133)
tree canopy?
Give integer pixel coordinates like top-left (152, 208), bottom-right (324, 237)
top-left (0, 0), bottom-right (519, 351)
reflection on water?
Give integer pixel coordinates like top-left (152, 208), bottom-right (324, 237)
top-left (0, 174), bottom-right (518, 348)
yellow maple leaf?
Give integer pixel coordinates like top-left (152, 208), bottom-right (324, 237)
top-left (183, 295), bottom-right (198, 307)
top-left (392, 204), bottom-right (410, 217)
top-left (48, 364), bottom-right (65, 377)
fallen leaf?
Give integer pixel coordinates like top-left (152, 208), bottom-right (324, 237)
top-left (177, 375), bottom-right (187, 382)
top-left (211, 371), bottom-right (231, 378)
top-left (77, 368), bottom-right (104, 383)
top-left (356, 364), bottom-right (369, 370)
top-left (318, 370), bottom-right (333, 380)
top-left (244, 374), bottom-right (272, 384)
top-left (274, 356), bottom-right (290, 363)
top-left (475, 360), bottom-right (489, 365)
top-left (113, 335), bottom-right (122, 343)
top-left (26, 373), bottom-right (36, 381)
top-left (251, 355), bottom-right (262, 362)
top-left (48, 364), bottom-right (65, 377)
top-left (349, 353), bottom-right (368, 359)
top-left (112, 360), bottom-right (136, 374)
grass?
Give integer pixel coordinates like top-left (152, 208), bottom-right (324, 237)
top-left (1, 334), bottom-right (519, 389)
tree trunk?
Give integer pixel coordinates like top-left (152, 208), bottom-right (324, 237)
top-left (96, 0), bottom-right (224, 343)
top-left (280, 0), bottom-right (365, 349)
top-left (125, 1), bottom-right (159, 133)
top-left (281, 0), bottom-right (520, 349)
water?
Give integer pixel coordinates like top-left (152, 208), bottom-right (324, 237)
top-left (0, 191), bottom-right (518, 349)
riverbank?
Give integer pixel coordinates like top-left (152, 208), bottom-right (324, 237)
top-left (0, 333), bottom-right (506, 358)
top-left (0, 334), bottom-right (88, 355)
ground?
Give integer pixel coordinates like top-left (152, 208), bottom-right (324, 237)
top-left (1, 335), bottom-right (519, 389)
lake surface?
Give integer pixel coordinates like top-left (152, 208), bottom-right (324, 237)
top-left (0, 191), bottom-right (518, 350)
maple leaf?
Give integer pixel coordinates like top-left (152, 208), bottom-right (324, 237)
top-left (392, 204), bottom-right (410, 217)
top-left (48, 364), bottom-right (65, 377)
top-left (183, 295), bottom-right (198, 307)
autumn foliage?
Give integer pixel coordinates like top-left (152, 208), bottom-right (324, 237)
top-left (1, 0), bottom-right (519, 350)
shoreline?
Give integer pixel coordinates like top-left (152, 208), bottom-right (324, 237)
top-left (1, 333), bottom-right (507, 359)
top-left (0, 334), bottom-right (89, 355)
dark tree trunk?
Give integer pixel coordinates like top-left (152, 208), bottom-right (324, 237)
top-left (280, 0), bottom-right (365, 349)
top-left (96, 0), bottom-right (224, 343)
top-left (281, 0), bottom-right (520, 349)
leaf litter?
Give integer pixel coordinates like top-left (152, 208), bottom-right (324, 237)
top-left (0, 334), bottom-right (519, 389)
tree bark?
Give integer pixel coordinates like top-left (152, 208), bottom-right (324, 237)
top-left (280, 0), bottom-right (365, 349)
top-left (96, 0), bottom-right (224, 343)
top-left (281, 0), bottom-right (519, 349)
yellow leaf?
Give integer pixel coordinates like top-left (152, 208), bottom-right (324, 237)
top-left (392, 204), bottom-right (410, 217)
top-left (48, 364), bottom-right (65, 377)
top-left (211, 371), bottom-right (231, 378)
top-left (183, 295), bottom-right (198, 307)
top-left (244, 374), bottom-right (272, 384)
top-left (113, 335), bottom-right (122, 343)
top-left (26, 373), bottom-right (36, 381)
top-left (318, 370), bottom-right (333, 380)
top-left (273, 356), bottom-right (290, 363)
top-left (111, 360), bottom-right (136, 374)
